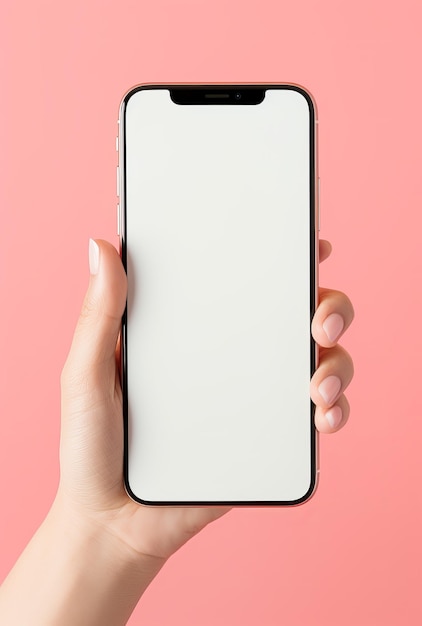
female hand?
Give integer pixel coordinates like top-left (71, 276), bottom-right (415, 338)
top-left (0, 237), bottom-right (354, 626)
top-left (57, 238), bottom-right (354, 564)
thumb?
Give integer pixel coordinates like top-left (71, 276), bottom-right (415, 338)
top-left (63, 238), bottom-right (127, 387)
top-left (59, 239), bottom-right (127, 508)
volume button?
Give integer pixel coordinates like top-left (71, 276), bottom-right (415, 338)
top-left (116, 166), bottom-right (120, 197)
top-left (117, 204), bottom-right (120, 235)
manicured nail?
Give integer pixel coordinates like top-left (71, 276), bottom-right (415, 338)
top-left (318, 375), bottom-right (342, 405)
top-left (322, 313), bottom-right (344, 343)
top-left (325, 405), bottom-right (342, 429)
top-left (89, 238), bottom-right (99, 275)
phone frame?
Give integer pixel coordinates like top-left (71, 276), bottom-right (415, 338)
top-left (118, 83), bottom-right (319, 507)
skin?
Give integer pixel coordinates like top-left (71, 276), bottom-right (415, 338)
top-left (0, 238), bottom-right (354, 625)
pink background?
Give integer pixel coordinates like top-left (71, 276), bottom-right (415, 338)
top-left (1, 1), bottom-right (421, 624)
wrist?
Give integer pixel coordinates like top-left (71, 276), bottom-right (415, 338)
top-left (50, 492), bottom-right (166, 576)
top-left (0, 495), bottom-right (165, 626)
top-left (46, 494), bottom-right (166, 624)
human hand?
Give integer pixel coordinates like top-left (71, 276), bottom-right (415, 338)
top-left (0, 237), bottom-right (354, 626)
top-left (57, 238), bottom-right (354, 565)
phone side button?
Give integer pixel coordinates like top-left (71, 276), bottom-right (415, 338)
top-left (117, 203), bottom-right (120, 235)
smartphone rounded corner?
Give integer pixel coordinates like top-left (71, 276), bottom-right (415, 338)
top-left (287, 83), bottom-right (318, 123)
top-left (287, 426), bottom-right (320, 506)
top-left (117, 83), bottom-right (150, 125)
top-left (124, 474), bottom-right (151, 507)
top-left (118, 87), bottom-right (133, 126)
top-left (290, 468), bottom-right (320, 507)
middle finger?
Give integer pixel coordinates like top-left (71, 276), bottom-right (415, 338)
top-left (310, 344), bottom-right (354, 409)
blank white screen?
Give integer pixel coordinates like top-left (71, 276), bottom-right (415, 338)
top-left (124, 87), bottom-right (313, 503)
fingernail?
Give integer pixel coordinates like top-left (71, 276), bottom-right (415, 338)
top-left (318, 375), bottom-right (342, 405)
top-left (89, 238), bottom-right (99, 275)
top-left (325, 405), bottom-right (342, 429)
top-left (322, 313), bottom-right (344, 343)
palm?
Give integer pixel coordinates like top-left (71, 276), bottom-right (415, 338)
top-left (59, 363), bottom-right (230, 563)
top-left (103, 497), bottom-right (231, 563)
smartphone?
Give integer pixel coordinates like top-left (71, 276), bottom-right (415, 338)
top-left (117, 83), bottom-right (319, 506)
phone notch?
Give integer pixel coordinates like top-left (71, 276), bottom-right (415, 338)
top-left (169, 87), bottom-right (266, 105)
